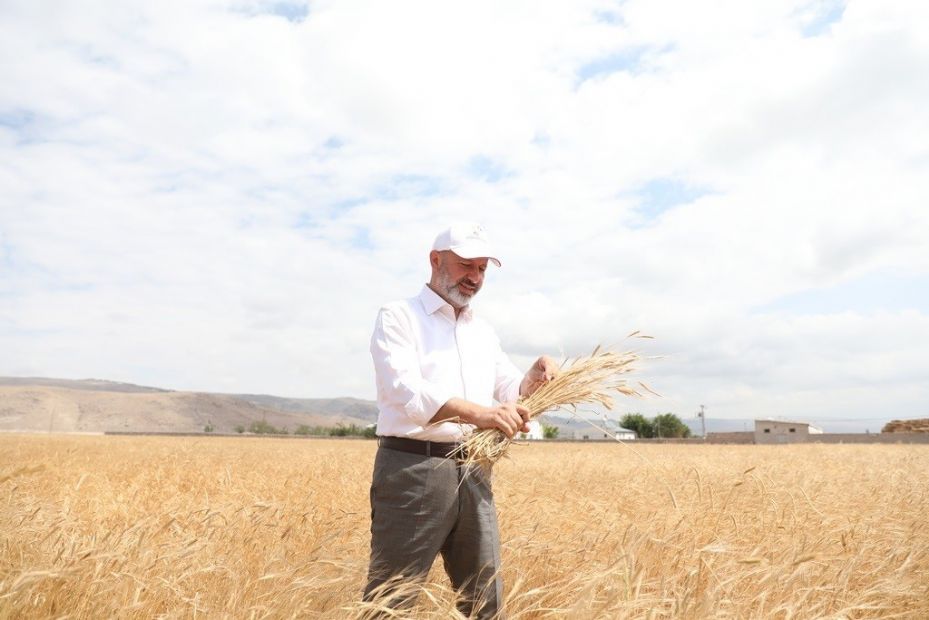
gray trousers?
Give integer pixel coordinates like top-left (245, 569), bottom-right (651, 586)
top-left (363, 444), bottom-right (503, 619)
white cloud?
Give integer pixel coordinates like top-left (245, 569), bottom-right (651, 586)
top-left (1, 0), bottom-right (927, 425)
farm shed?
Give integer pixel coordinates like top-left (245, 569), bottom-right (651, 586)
top-left (571, 428), bottom-right (637, 441)
top-left (754, 419), bottom-right (823, 444)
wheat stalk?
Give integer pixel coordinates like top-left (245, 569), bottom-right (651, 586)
top-left (453, 343), bottom-right (652, 470)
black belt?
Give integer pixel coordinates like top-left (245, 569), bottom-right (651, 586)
top-left (378, 436), bottom-right (462, 459)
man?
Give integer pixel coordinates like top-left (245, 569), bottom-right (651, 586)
top-left (364, 222), bottom-right (558, 618)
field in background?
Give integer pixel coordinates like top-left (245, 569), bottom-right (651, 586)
top-left (2, 436), bottom-right (927, 618)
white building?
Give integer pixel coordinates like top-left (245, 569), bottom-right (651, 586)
top-left (614, 428), bottom-right (636, 441)
top-left (754, 419), bottom-right (823, 444)
top-left (570, 427), bottom-right (637, 441)
top-left (516, 419), bottom-right (544, 440)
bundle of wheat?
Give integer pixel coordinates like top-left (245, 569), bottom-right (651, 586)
top-left (454, 343), bottom-right (653, 470)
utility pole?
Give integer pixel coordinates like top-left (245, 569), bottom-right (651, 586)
top-left (697, 404), bottom-right (706, 439)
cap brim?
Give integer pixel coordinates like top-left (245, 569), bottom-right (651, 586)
top-left (450, 245), bottom-right (501, 267)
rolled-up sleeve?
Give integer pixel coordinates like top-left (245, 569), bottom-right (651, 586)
top-left (371, 306), bottom-right (454, 427)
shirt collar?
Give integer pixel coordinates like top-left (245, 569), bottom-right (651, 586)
top-left (419, 284), bottom-right (473, 321)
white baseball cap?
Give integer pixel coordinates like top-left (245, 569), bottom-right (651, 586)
top-left (432, 222), bottom-right (501, 267)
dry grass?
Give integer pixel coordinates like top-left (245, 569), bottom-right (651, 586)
top-left (2, 434), bottom-right (928, 619)
top-left (457, 348), bottom-right (643, 470)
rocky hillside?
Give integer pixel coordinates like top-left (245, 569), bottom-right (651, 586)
top-left (233, 394), bottom-right (377, 423)
top-left (0, 377), bottom-right (375, 434)
top-left (0, 376), bottom-right (168, 393)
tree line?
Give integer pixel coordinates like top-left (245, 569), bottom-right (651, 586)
top-left (219, 420), bottom-right (377, 438)
top-left (208, 413), bottom-right (691, 440)
top-left (620, 413), bottom-right (691, 438)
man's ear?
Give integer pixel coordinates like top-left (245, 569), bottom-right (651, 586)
top-left (429, 250), bottom-right (440, 270)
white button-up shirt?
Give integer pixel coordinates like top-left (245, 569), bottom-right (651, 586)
top-left (370, 285), bottom-right (523, 442)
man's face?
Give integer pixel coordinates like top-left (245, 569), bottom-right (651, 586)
top-left (432, 251), bottom-right (489, 308)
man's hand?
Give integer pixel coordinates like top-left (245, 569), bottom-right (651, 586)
top-left (431, 398), bottom-right (531, 438)
top-left (520, 355), bottom-right (560, 397)
top-left (472, 402), bottom-right (531, 438)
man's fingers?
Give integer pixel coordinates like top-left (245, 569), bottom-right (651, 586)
top-left (509, 409), bottom-right (524, 435)
top-left (496, 407), bottom-right (518, 437)
top-left (541, 356), bottom-right (559, 378)
top-left (533, 355), bottom-right (559, 383)
top-left (508, 403), bottom-right (529, 437)
top-left (500, 417), bottom-right (516, 438)
top-left (490, 402), bottom-right (534, 437)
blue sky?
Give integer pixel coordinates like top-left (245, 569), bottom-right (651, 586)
top-left (577, 47), bottom-right (650, 82)
top-left (801, 0), bottom-right (846, 37)
top-left (628, 178), bottom-right (711, 226)
top-left (1, 0), bottom-right (927, 429)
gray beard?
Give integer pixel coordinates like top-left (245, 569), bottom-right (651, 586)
top-left (437, 270), bottom-right (475, 308)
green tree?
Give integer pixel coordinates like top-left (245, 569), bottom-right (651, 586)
top-left (653, 413), bottom-right (691, 438)
top-left (620, 413), bottom-right (654, 438)
top-left (234, 424), bottom-right (245, 434)
top-left (203, 421), bottom-right (214, 433)
top-left (542, 423), bottom-right (559, 439)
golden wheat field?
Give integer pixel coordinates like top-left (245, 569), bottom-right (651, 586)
top-left (1, 435), bottom-right (927, 619)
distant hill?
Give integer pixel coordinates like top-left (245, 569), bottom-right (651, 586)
top-left (0, 377), bottom-right (375, 434)
top-left (0, 376), bottom-right (169, 393)
top-left (1, 377), bottom-right (887, 435)
top-left (233, 395), bottom-right (378, 423)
